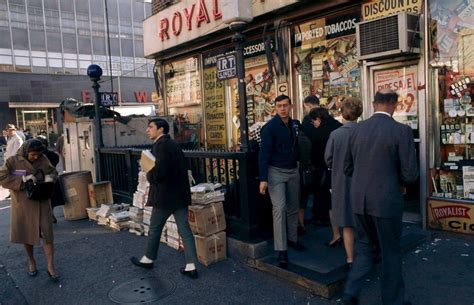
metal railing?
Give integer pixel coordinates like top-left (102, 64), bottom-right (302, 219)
top-left (99, 147), bottom-right (261, 241)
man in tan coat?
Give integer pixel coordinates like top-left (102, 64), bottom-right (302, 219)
top-left (0, 139), bottom-right (60, 280)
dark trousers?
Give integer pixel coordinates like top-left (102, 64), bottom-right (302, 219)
top-left (312, 187), bottom-right (331, 223)
top-left (145, 207), bottom-right (197, 265)
top-left (344, 213), bottom-right (404, 305)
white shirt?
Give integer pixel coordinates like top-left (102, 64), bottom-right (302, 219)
top-left (5, 133), bottom-right (23, 159)
top-left (373, 111), bottom-right (392, 117)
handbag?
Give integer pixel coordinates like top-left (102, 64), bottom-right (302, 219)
top-left (25, 170), bottom-right (55, 201)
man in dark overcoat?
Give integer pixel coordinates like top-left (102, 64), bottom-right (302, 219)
top-left (339, 89), bottom-right (418, 305)
top-left (130, 118), bottom-right (198, 279)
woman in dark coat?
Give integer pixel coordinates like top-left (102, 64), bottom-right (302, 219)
top-left (324, 97), bottom-right (363, 265)
top-left (0, 139), bottom-right (60, 280)
top-left (309, 107), bottom-right (342, 246)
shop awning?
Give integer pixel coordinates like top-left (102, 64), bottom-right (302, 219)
top-left (8, 102), bottom-right (60, 108)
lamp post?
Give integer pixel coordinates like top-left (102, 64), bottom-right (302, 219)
top-left (222, 0), bottom-right (253, 152)
top-left (87, 64), bottom-right (104, 181)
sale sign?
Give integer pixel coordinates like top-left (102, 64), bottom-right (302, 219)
top-left (374, 65), bottom-right (418, 128)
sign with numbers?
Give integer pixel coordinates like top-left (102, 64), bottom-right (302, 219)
top-left (374, 65), bottom-right (418, 129)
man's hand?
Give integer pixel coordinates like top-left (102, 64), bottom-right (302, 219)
top-left (259, 181), bottom-right (268, 195)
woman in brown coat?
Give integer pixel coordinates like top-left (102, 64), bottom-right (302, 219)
top-left (0, 139), bottom-right (60, 280)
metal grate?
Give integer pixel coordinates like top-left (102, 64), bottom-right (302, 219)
top-left (151, 0), bottom-right (177, 15)
top-left (359, 15), bottom-right (399, 56)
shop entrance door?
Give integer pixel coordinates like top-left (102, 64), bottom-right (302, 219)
top-left (366, 61), bottom-right (424, 222)
top-left (22, 110), bottom-right (48, 136)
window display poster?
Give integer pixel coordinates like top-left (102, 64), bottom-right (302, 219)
top-left (374, 65), bottom-right (418, 129)
top-left (428, 199), bottom-right (474, 234)
top-left (165, 57), bottom-right (202, 108)
top-left (203, 67), bottom-right (227, 150)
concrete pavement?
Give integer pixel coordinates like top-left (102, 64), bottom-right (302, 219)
top-left (0, 187), bottom-right (473, 304)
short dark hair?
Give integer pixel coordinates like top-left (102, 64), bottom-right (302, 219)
top-left (374, 89), bottom-right (398, 104)
top-left (341, 97), bottom-right (363, 121)
top-left (303, 95), bottom-right (320, 106)
top-left (275, 94), bottom-right (291, 105)
top-left (309, 107), bottom-right (331, 121)
top-left (36, 135), bottom-right (49, 147)
top-left (28, 139), bottom-right (45, 153)
top-left (148, 118), bottom-right (169, 134)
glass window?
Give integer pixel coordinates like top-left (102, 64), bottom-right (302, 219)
top-left (0, 28), bottom-right (11, 49)
top-left (92, 36), bottom-right (106, 55)
top-left (109, 38), bottom-right (120, 56)
top-left (59, 0), bottom-right (73, 12)
top-left (118, 0), bottom-right (131, 25)
top-left (144, 2), bottom-right (150, 18)
top-left (134, 39), bottom-right (143, 57)
top-left (132, 1), bottom-right (143, 22)
top-left (428, 0), bottom-right (474, 202)
top-left (12, 28), bottom-right (29, 49)
top-left (43, 0), bottom-right (58, 9)
top-left (75, 0), bottom-right (89, 14)
top-left (63, 32), bottom-right (77, 53)
top-left (121, 38), bottom-right (133, 57)
top-left (165, 56), bottom-right (203, 149)
top-left (46, 31), bottom-right (62, 52)
top-left (30, 29), bottom-right (46, 51)
top-left (78, 35), bottom-right (92, 54)
top-left (291, 11), bottom-right (361, 121)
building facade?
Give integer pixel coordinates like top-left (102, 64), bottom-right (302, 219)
top-left (143, 0), bottom-right (474, 235)
top-left (0, 0), bottom-right (158, 135)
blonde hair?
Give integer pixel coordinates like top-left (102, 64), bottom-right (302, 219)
top-left (341, 97), bottom-right (363, 121)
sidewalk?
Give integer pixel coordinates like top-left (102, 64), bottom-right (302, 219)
top-left (0, 202), bottom-right (473, 304)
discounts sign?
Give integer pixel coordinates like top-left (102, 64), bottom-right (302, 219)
top-left (374, 65), bottom-right (418, 129)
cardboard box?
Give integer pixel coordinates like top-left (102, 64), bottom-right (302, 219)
top-left (188, 202), bottom-right (226, 236)
top-left (88, 181), bottom-right (113, 208)
top-left (140, 150), bottom-right (155, 173)
top-left (194, 231), bottom-right (227, 266)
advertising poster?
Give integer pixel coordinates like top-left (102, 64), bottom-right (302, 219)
top-left (428, 199), bottom-right (474, 234)
top-left (373, 65), bottom-right (418, 129)
top-left (203, 66), bottom-right (227, 149)
top-left (362, 0), bottom-right (422, 21)
top-left (166, 57), bottom-right (201, 108)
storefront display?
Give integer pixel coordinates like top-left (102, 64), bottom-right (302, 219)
top-left (165, 56), bottom-right (203, 149)
top-left (291, 11), bottom-right (361, 119)
top-left (429, 0), bottom-right (474, 208)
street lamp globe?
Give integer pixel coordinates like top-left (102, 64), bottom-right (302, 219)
top-left (87, 64), bottom-right (103, 81)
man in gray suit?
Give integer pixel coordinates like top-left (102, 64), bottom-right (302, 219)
top-left (339, 89), bottom-right (418, 305)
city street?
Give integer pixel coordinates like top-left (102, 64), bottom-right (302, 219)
top-left (1, 186), bottom-right (473, 305)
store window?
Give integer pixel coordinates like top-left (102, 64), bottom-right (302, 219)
top-left (291, 11), bottom-right (361, 120)
top-left (165, 56), bottom-right (203, 149)
top-left (429, 0), bottom-right (474, 202)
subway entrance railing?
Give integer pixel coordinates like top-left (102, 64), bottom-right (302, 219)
top-left (99, 147), bottom-right (264, 241)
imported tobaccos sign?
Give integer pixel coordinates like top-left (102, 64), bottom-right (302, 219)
top-left (428, 200), bottom-right (474, 234)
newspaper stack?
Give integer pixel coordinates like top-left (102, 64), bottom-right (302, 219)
top-left (191, 183), bottom-right (225, 205)
top-left (129, 206), bottom-right (144, 222)
top-left (86, 207), bottom-right (100, 221)
top-left (109, 211), bottom-right (130, 232)
top-left (98, 216), bottom-right (109, 226)
top-left (166, 215), bottom-right (183, 251)
top-left (128, 221), bottom-right (144, 236)
top-left (133, 171), bottom-right (150, 209)
top-left (143, 207), bottom-right (153, 225)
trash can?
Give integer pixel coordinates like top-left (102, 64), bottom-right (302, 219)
top-left (60, 171), bottom-right (93, 220)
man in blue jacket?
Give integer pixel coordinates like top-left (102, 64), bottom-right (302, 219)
top-left (259, 95), bottom-right (305, 268)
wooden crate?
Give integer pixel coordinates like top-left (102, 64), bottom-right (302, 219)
top-left (88, 181), bottom-right (113, 208)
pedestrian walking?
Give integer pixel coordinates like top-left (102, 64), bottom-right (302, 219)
top-left (130, 118), bottom-right (198, 279)
top-left (324, 97), bottom-right (363, 266)
top-left (259, 94), bottom-right (305, 268)
top-left (0, 139), bottom-right (60, 281)
top-left (339, 89), bottom-right (418, 305)
top-left (309, 107), bottom-right (342, 246)
top-left (5, 124), bottom-right (24, 160)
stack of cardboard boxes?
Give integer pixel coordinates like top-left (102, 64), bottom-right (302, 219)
top-left (188, 184), bottom-right (227, 266)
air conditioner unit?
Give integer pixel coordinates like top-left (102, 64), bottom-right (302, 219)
top-left (356, 12), bottom-right (420, 60)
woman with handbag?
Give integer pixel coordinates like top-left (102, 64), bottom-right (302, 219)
top-left (0, 139), bottom-right (60, 281)
top-left (324, 98), bottom-right (363, 267)
top-left (309, 107), bottom-right (342, 247)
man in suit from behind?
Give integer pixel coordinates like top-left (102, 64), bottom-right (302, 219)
top-left (339, 89), bottom-right (418, 305)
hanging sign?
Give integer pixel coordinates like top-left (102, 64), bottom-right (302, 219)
top-left (216, 54), bottom-right (237, 80)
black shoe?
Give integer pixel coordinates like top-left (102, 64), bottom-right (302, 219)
top-left (180, 268), bottom-right (198, 279)
top-left (336, 295), bottom-right (358, 305)
top-left (28, 269), bottom-right (38, 277)
top-left (287, 240), bottom-right (306, 251)
top-left (47, 270), bottom-right (60, 282)
top-left (278, 251), bottom-right (288, 268)
top-left (325, 237), bottom-right (342, 248)
top-left (345, 262), bottom-right (353, 271)
top-left (297, 226), bottom-right (306, 236)
top-left (130, 256), bottom-right (154, 269)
